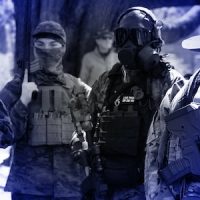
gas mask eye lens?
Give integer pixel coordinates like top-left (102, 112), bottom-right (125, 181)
top-left (115, 28), bottom-right (152, 47)
top-left (131, 28), bottom-right (152, 46)
top-left (114, 28), bottom-right (128, 47)
top-left (130, 29), bottom-right (139, 46)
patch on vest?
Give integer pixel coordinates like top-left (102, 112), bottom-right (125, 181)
top-left (122, 96), bottom-right (135, 103)
top-left (114, 86), bottom-right (144, 106)
top-left (130, 86), bottom-right (144, 100)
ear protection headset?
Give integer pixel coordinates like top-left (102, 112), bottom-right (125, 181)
top-left (116, 7), bottom-right (163, 48)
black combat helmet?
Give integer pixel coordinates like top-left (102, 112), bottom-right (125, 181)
top-left (115, 6), bottom-right (163, 48)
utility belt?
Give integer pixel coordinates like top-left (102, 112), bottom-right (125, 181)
top-left (159, 103), bottom-right (200, 185)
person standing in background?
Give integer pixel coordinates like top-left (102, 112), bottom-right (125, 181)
top-left (79, 28), bottom-right (118, 86)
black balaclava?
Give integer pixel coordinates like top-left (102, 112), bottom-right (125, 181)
top-left (32, 21), bottom-right (66, 85)
top-left (34, 45), bottom-right (65, 75)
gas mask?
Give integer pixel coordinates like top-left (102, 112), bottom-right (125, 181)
top-left (34, 46), bottom-right (65, 75)
top-left (115, 27), bottom-right (160, 71)
top-left (117, 45), bottom-right (138, 69)
top-left (137, 44), bottom-right (160, 72)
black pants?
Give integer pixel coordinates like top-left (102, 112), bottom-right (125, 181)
top-left (12, 193), bottom-right (81, 200)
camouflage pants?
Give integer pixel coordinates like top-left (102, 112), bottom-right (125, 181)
top-left (12, 193), bottom-right (82, 200)
top-left (182, 182), bottom-right (200, 200)
top-left (94, 184), bottom-right (145, 200)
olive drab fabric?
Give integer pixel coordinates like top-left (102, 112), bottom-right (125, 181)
top-left (0, 76), bottom-right (23, 148)
top-left (144, 77), bottom-right (187, 199)
top-left (28, 85), bottom-right (74, 145)
top-left (32, 21), bottom-right (66, 79)
top-left (0, 99), bottom-right (13, 148)
top-left (2, 73), bottom-right (91, 198)
top-left (0, 20), bottom-right (91, 199)
top-left (33, 21), bottom-right (66, 44)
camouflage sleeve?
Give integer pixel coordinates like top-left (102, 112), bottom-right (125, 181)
top-left (0, 99), bottom-right (28, 147)
top-left (71, 70), bottom-right (109, 134)
top-left (145, 78), bottom-right (187, 200)
top-left (168, 68), bottom-right (185, 86)
top-left (70, 71), bottom-right (108, 152)
top-left (71, 77), bottom-right (92, 132)
top-left (0, 76), bottom-right (22, 110)
top-left (0, 100), bottom-right (14, 148)
top-left (88, 71), bottom-right (109, 120)
top-left (9, 100), bottom-right (29, 143)
top-left (0, 77), bottom-right (27, 147)
top-left (161, 68), bottom-right (185, 102)
top-left (150, 67), bottom-right (185, 110)
top-left (145, 92), bottom-right (172, 200)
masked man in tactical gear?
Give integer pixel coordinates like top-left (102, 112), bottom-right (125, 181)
top-left (0, 21), bottom-right (91, 200)
top-left (145, 35), bottom-right (200, 200)
top-left (71, 6), bottom-right (184, 200)
top-left (79, 28), bottom-right (118, 86)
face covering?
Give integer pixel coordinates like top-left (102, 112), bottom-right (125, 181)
top-left (118, 43), bottom-right (160, 72)
top-left (115, 27), bottom-right (160, 71)
top-left (118, 45), bottom-right (138, 69)
top-left (35, 47), bottom-right (64, 75)
top-left (137, 44), bottom-right (160, 72)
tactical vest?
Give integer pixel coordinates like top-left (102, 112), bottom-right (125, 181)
top-left (160, 103), bottom-right (200, 185)
top-left (28, 85), bottom-right (74, 146)
top-left (98, 79), bottom-right (155, 186)
top-left (159, 69), bottom-right (200, 185)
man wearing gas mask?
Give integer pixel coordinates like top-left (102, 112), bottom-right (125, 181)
top-left (145, 36), bottom-right (200, 200)
top-left (1, 21), bottom-right (91, 200)
top-left (75, 6), bottom-right (184, 200)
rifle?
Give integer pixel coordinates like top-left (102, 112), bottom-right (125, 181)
top-left (81, 112), bottom-right (108, 200)
top-left (69, 93), bottom-right (108, 199)
top-left (69, 94), bottom-right (91, 176)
